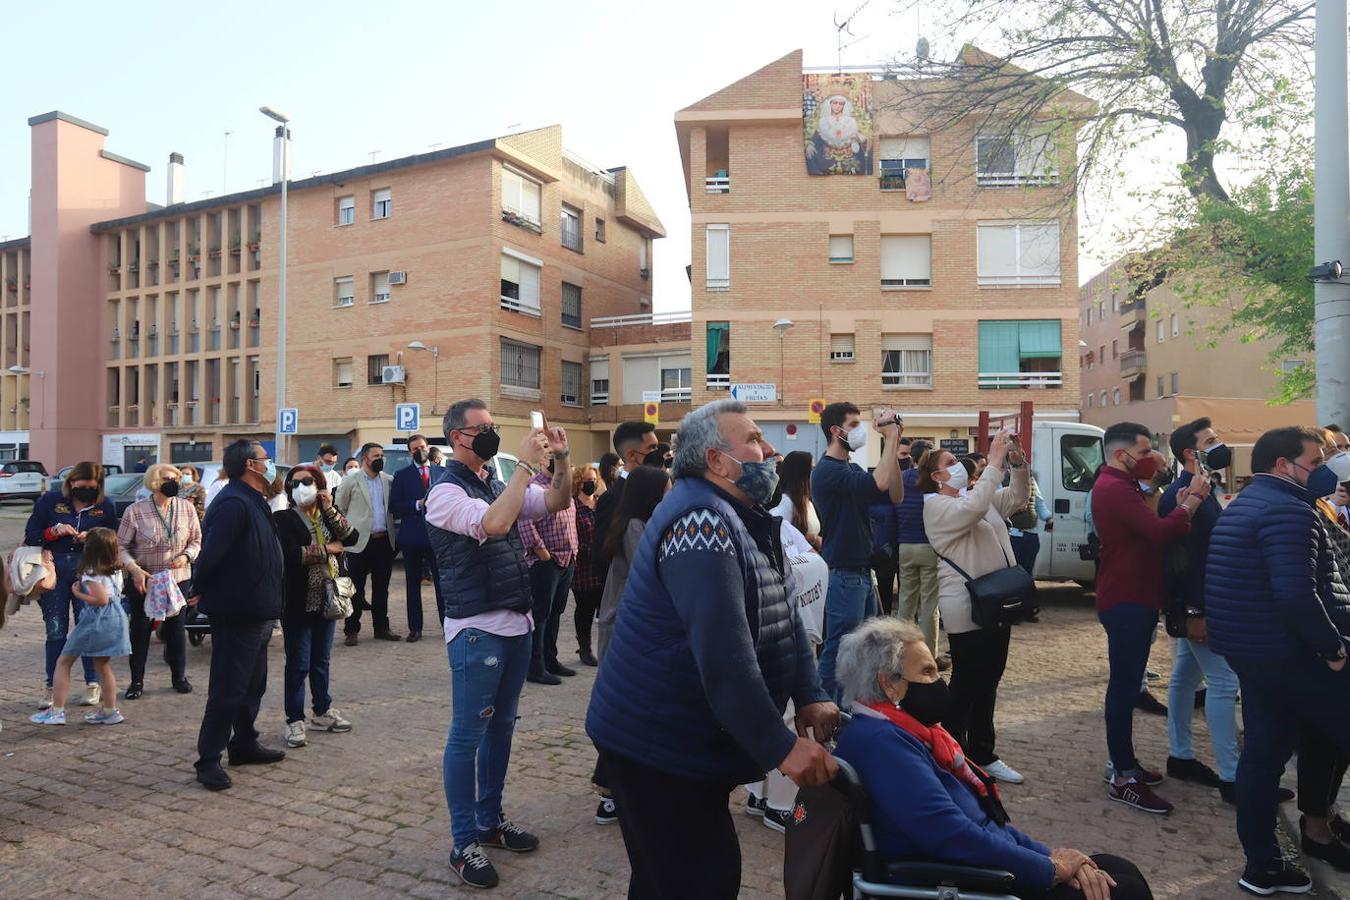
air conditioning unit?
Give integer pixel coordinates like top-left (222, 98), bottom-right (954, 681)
top-left (388, 271), bottom-right (407, 285)
top-left (381, 365), bottom-right (406, 384)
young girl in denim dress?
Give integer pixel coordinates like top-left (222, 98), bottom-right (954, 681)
top-left (31, 527), bottom-right (131, 726)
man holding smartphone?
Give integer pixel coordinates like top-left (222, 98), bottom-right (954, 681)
top-left (812, 402), bottom-right (905, 698)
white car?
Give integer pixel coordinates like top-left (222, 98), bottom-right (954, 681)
top-left (0, 460), bottom-right (50, 502)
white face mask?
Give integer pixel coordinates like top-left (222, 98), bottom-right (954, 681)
top-left (1138, 480), bottom-right (1155, 495)
top-left (840, 423), bottom-right (868, 451)
top-left (292, 483), bottom-right (318, 507)
top-left (943, 462), bottom-right (969, 492)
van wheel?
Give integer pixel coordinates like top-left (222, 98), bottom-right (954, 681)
top-left (188, 632), bottom-right (205, 647)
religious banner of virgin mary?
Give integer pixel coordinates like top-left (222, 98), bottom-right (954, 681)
top-left (803, 74), bottom-right (874, 176)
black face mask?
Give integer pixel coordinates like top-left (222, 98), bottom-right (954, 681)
top-left (160, 481), bottom-right (181, 498)
top-left (582, 480), bottom-right (597, 496)
top-left (1199, 443), bottom-right (1232, 471)
top-left (412, 448), bottom-right (429, 464)
top-left (71, 486), bottom-right (99, 504)
top-left (470, 429), bottom-right (501, 461)
top-left (898, 457), bottom-right (914, 471)
top-left (643, 449), bottom-right (666, 468)
top-left (898, 677), bottom-right (950, 727)
top-left (369, 458), bottom-right (384, 474)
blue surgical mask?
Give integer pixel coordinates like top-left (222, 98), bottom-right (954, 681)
top-left (1308, 464), bottom-right (1340, 499)
top-left (254, 457), bottom-right (277, 485)
top-left (320, 463), bottom-right (334, 472)
top-left (718, 450), bottom-right (779, 506)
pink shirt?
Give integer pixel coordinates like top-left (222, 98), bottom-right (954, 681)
top-left (425, 470), bottom-right (552, 644)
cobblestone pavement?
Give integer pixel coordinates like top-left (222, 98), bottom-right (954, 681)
top-left (0, 507), bottom-right (1312, 898)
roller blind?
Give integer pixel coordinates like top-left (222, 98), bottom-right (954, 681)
top-left (880, 235), bottom-right (931, 282)
top-left (879, 135), bottom-right (930, 161)
top-left (828, 235), bottom-right (854, 261)
top-left (706, 225), bottom-right (730, 288)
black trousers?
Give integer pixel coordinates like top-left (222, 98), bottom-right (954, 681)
top-left (871, 548), bottom-right (899, 616)
top-left (527, 559), bottom-right (574, 673)
top-left (344, 534), bottom-right (394, 635)
top-left (574, 587), bottom-right (603, 655)
top-left (125, 580), bottom-right (187, 685)
top-left (401, 544), bottom-right (444, 634)
top-left (600, 749), bottom-right (740, 900)
top-left (195, 617), bottom-right (272, 768)
top-left (1020, 854), bottom-right (1152, 900)
top-left (947, 625), bottom-right (1013, 766)
top-left (1298, 724), bottom-right (1350, 818)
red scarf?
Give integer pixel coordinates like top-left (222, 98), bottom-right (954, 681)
top-left (864, 701), bottom-right (1009, 826)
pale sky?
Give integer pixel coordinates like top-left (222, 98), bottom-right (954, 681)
top-left (0, 0), bottom-right (1133, 310)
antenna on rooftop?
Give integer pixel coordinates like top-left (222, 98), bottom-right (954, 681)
top-left (833, 1), bottom-right (871, 73)
top-left (367, 150), bottom-right (380, 165)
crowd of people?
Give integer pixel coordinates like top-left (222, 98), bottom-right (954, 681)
top-left (21, 396), bottom-right (1350, 898)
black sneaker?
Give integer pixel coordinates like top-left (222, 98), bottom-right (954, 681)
top-left (451, 843), bottom-right (499, 889)
top-left (1238, 862), bottom-right (1312, 895)
top-left (478, 819), bottom-right (539, 853)
top-left (595, 797), bottom-right (618, 825)
top-left (1135, 690), bottom-right (1168, 716)
top-left (1219, 781), bottom-right (1295, 805)
top-left (744, 794), bottom-right (768, 817)
top-left (763, 807), bottom-right (792, 834)
top-left (546, 660), bottom-right (577, 677)
top-left (1167, 756), bottom-right (1222, 787)
top-left (526, 671), bottom-right (562, 686)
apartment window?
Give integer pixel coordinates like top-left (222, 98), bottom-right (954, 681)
top-left (1171, 313), bottom-right (1180, 337)
top-left (500, 251), bottom-right (542, 315)
top-left (1100, 391), bottom-right (1108, 407)
top-left (1156, 319), bottom-right (1166, 343)
top-left (336, 195), bottom-right (355, 227)
top-left (1113, 387), bottom-right (1121, 405)
top-left (639, 237), bottom-right (650, 275)
top-left (334, 276), bottom-right (355, 308)
top-left (501, 167), bottom-right (542, 228)
top-left (706, 322), bottom-right (730, 376)
top-left (372, 188), bottom-right (392, 220)
top-left (880, 235), bottom-right (932, 287)
top-left (1086, 352), bottom-right (1093, 370)
top-left (561, 282), bottom-right (583, 329)
top-left (1171, 372), bottom-right (1180, 395)
top-left (661, 365), bottom-right (692, 401)
top-left (1284, 358), bottom-right (1307, 373)
top-left (1111, 339), bottom-right (1118, 359)
top-left (500, 339), bottom-right (541, 390)
top-left (878, 136), bottom-right (931, 189)
top-left (594, 218), bottom-right (606, 243)
top-left (882, 334), bottom-right (933, 387)
top-left (1156, 375), bottom-right (1166, 398)
top-left (561, 204), bottom-right (583, 252)
top-left (590, 358), bottom-right (610, 404)
top-left (561, 361), bottom-right (583, 406)
top-left (977, 223), bottom-right (1060, 286)
top-left (1087, 393), bottom-right (1094, 408)
top-left (1099, 345), bottom-right (1105, 364)
top-left (829, 235), bottom-right (854, 264)
top-left (975, 132), bottom-right (1058, 186)
top-left (333, 358), bottom-right (353, 388)
top-left (367, 354), bottom-right (389, 386)
top-left (706, 224), bottom-right (730, 290)
top-left (370, 271), bottom-right (391, 304)
top-left (830, 334), bottom-right (855, 363)
top-left (1097, 301), bottom-right (1105, 319)
top-left (1086, 307), bottom-right (1092, 326)
top-left (977, 320), bottom-right (1063, 388)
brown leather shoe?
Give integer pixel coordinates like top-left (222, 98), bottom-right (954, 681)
top-left (344, 633), bottom-right (359, 647)
top-left (375, 630), bottom-right (403, 642)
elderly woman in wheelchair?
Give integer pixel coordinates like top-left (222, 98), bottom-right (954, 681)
top-left (832, 618), bottom-right (1153, 900)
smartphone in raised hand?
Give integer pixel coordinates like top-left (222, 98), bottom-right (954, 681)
top-left (530, 410), bottom-right (545, 431)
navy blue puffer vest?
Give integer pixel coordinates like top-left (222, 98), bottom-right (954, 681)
top-left (427, 460), bottom-right (531, 619)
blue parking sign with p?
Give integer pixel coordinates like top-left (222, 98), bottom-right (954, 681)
top-left (396, 402), bottom-right (420, 432)
top-left (278, 408), bottom-right (298, 434)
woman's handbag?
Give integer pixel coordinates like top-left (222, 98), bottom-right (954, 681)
top-left (934, 548), bottom-right (1035, 628)
top-left (322, 555), bottom-right (356, 621)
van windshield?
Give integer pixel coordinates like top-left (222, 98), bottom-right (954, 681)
top-left (1061, 434), bottom-right (1104, 492)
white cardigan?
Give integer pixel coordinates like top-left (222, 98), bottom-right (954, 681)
top-left (921, 464), bottom-right (1030, 635)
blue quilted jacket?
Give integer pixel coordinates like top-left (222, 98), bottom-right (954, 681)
top-left (1205, 474), bottom-right (1349, 660)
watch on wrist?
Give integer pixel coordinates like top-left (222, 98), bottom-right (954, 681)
top-left (1323, 643), bottom-right (1348, 662)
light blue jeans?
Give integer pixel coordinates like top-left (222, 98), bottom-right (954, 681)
top-left (818, 569), bottom-right (878, 699)
top-left (1167, 636), bottom-right (1240, 782)
top-left (443, 628), bottom-right (532, 851)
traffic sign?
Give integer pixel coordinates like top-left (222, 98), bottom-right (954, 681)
top-left (395, 402), bottom-right (421, 432)
top-left (643, 402), bottom-right (660, 425)
top-left (278, 408), bottom-right (299, 434)
top-left (731, 383), bottom-right (776, 403)
top-left (808, 398), bottom-right (827, 424)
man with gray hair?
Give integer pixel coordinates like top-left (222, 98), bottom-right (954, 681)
top-left (587, 398), bottom-right (839, 899)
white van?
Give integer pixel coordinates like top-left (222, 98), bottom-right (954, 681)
top-left (1027, 421), bottom-right (1105, 584)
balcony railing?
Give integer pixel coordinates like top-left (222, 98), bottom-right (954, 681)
top-left (1120, 349), bottom-right (1147, 376)
top-left (705, 175), bottom-right (730, 194)
top-left (590, 310), bottom-right (692, 329)
top-left (661, 387), bottom-right (692, 403)
top-left (975, 171), bottom-right (1061, 188)
top-left (561, 225), bottom-right (584, 252)
top-left (590, 390), bottom-right (609, 405)
top-left (706, 373), bottom-right (731, 391)
top-left (1119, 302), bottom-right (1147, 330)
top-left (501, 207), bottom-right (543, 234)
top-left (977, 371), bottom-right (1064, 389)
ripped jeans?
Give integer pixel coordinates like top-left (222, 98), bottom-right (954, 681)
top-left (443, 628), bottom-right (531, 850)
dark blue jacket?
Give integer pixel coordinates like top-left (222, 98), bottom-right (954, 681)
top-left (1159, 470), bottom-right (1222, 613)
top-left (896, 467), bottom-right (929, 544)
top-left (390, 462), bottom-right (444, 548)
top-left (869, 498), bottom-right (899, 554)
top-left (1206, 474), bottom-right (1349, 660)
top-left (586, 476), bottom-right (829, 784)
top-left (25, 490), bottom-right (118, 554)
top-left (427, 460), bottom-right (531, 619)
top-left (835, 714), bottom-right (1054, 891)
top-left (195, 480), bottom-right (284, 621)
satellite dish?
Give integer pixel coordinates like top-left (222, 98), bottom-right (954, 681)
top-left (916, 36), bottom-right (930, 59)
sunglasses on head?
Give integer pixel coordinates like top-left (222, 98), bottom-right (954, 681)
top-left (291, 477), bottom-right (316, 487)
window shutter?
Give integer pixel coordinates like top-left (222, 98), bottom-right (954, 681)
top-left (1017, 320), bottom-right (1061, 358)
top-left (977, 226), bottom-right (1019, 280)
top-left (622, 355), bottom-right (660, 404)
top-left (880, 236), bottom-right (931, 281)
top-left (829, 235), bottom-right (854, 260)
top-left (500, 254), bottom-right (519, 283)
top-left (706, 225), bottom-right (730, 287)
top-left (590, 358), bottom-right (609, 382)
top-left (519, 262), bottom-right (540, 309)
top-left (830, 334), bottom-right (855, 354)
top-left (882, 334), bottom-right (932, 352)
top-left (978, 321), bottom-right (1021, 372)
top-left (335, 359), bottom-right (353, 387)
top-left (1019, 224), bottom-right (1060, 278)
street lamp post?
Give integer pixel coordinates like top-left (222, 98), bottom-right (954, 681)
top-left (772, 319), bottom-right (794, 403)
top-left (260, 106), bottom-right (290, 461)
top-left (407, 341), bottom-right (441, 415)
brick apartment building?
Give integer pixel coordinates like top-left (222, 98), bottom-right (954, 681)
top-left (670, 49), bottom-right (1084, 461)
top-left (1079, 257), bottom-right (1315, 477)
top-left (10, 111), bottom-right (667, 471)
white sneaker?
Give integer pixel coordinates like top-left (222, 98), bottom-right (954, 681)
top-left (37, 685), bottom-right (52, 710)
top-left (984, 759), bottom-right (1025, 785)
top-left (81, 683), bottom-right (100, 707)
top-left (310, 709), bottom-right (352, 733)
top-left (285, 721), bottom-right (307, 748)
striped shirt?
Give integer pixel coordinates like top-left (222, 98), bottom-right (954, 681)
top-left (117, 496), bottom-right (202, 583)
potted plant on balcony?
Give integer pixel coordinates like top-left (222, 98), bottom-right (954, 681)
top-left (247, 233), bottom-right (260, 252)
top-left (230, 236), bottom-right (242, 256)
top-left (187, 245), bottom-right (200, 263)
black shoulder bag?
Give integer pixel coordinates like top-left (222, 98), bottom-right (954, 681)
top-left (934, 547), bottom-right (1035, 628)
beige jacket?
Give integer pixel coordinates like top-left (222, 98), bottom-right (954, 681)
top-left (922, 464), bottom-right (1029, 635)
top-left (334, 470), bottom-right (396, 554)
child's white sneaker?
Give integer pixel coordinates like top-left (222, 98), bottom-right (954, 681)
top-left (84, 708), bottom-right (125, 725)
top-left (30, 707), bottom-right (66, 726)
top-left (81, 683), bottom-right (101, 707)
top-left (285, 721), bottom-right (307, 748)
top-left (310, 709), bottom-right (352, 733)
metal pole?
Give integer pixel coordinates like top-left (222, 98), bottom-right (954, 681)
top-left (275, 129), bottom-right (289, 461)
top-left (1315, 0), bottom-right (1350, 426)
top-left (433, 347), bottom-right (440, 415)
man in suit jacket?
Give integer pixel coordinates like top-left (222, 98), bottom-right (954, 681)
top-left (391, 433), bottom-right (446, 643)
top-left (335, 442), bottom-right (401, 646)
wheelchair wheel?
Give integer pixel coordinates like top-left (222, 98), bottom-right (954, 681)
top-left (188, 631), bottom-right (205, 647)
